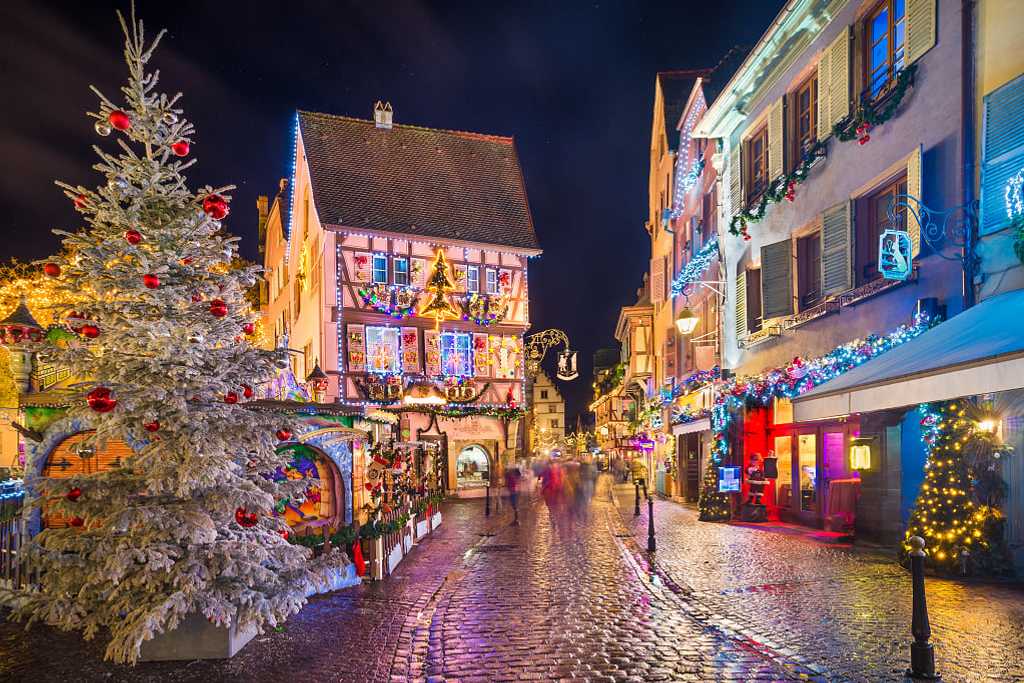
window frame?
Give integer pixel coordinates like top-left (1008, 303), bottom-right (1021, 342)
top-left (393, 257), bottom-right (409, 286)
top-left (864, 0), bottom-right (907, 100)
top-left (744, 126), bottom-right (770, 206)
top-left (746, 267), bottom-right (763, 333)
top-left (539, 389), bottom-right (549, 400)
top-left (790, 74), bottom-right (818, 172)
top-left (485, 268), bottom-right (498, 295)
top-left (796, 231), bottom-right (823, 310)
top-left (467, 265), bottom-right (480, 293)
top-left (364, 325), bottom-right (402, 374)
top-left (856, 174), bottom-right (908, 286)
top-left (440, 331), bottom-right (474, 377)
top-left (371, 254), bottom-right (388, 285)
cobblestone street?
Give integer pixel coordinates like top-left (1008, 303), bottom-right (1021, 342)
top-left (2, 477), bottom-right (1023, 682)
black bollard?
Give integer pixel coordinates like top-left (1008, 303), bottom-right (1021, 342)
top-left (634, 481), bottom-right (641, 516)
top-left (485, 483), bottom-right (491, 517)
top-left (906, 536), bottom-right (940, 680)
top-left (647, 496), bottom-right (656, 552)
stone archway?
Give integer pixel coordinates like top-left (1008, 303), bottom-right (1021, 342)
top-left (454, 443), bottom-right (492, 492)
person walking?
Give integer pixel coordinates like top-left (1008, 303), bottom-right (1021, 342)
top-left (504, 465), bottom-right (522, 525)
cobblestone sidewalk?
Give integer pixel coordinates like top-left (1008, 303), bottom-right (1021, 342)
top-left (613, 484), bottom-right (1024, 682)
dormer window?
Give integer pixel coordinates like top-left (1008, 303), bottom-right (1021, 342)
top-left (372, 254), bottom-right (388, 284)
top-left (467, 266), bottom-right (480, 293)
top-left (485, 268), bottom-right (498, 295)
top-left (393, 257), bottom-right (409, 286)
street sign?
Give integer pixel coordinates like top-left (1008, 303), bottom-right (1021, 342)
top-left (556, 350), bottom-right (578, 381)
top-left (879, 228), bottom-right (913, 281)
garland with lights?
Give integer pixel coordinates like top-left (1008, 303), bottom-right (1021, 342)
top-left (698, 313), bottom-right (935, 521)
top-left (357, 283), bottom-right (419, 319)
top-left (669, 237), bottom-right (719, 298)
top-left (670, 407), bottom-right (712, 427)
top-left (901, 401), bottom-right (1013, 575)
top-left (593, 362), bottom-right (626, 401)
top-left (833, 64), bottom-right (917, 144)
top-left (729, 139), bottom-right (828, 238)
top-left (460, 293), bottom-right (508, 326)
top-left (387, 404), bottom-right (525, 421)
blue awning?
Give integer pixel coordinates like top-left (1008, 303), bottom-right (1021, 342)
top-left (792, 289), bottom-right (1024, 421)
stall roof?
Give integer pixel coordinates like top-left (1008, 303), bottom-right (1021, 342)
top-left (792, 289), bottom-right (1024, 421)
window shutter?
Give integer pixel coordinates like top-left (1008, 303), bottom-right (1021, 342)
top-left (734, 265), bottom-right (748, 341)
top-left (905, 0), bottom-right (937, 65)
top-left (827, 27), bottom-right (850, 130)
top-left (729, 143), bottom-right (743, 216)
top-left (650, 257), bottom-right (666, 304)
top-left (760, 239), bottom-right (794, 319)
top-left (981, 74), bottom-right (1024, 235)
top-left (346, 324), bottom-right (366, 373)
top-left (906, 144), bottom-right (923, 256)
top-left (473, 333), bottom-right (490, 377)
top-left (411, 258), bottom-right (427, 288)
top-left (817, 53), bottom-right (832, 141)
top-left (768, 96), bottom-right (785, 180)
top-left (821, 201), bottom-right (853, 295)
top-left (401, 326), bottom-right (420, 373)
top-left (354, 252), bottom-right (372, 283)
top-left (424, 330), bottom-right (441, 376)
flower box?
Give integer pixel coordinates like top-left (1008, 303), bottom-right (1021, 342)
top-left (140, 612), bottom-right (256, 661)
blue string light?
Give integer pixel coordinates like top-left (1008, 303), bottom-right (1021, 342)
top-left (670, 237), bottom-right (718, 298)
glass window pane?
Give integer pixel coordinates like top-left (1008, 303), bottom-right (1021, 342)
top-left (871, 9), bottom-right (889, 42)
top-left (894, 0), bottom-right (905, 20)
top-left (894, 20), bottom-right (905, 49)
top-left (798, 434), bottom-right (817, 511)
top-left (365, 326), bottom-right (401, 374)
top-left (871, 39), bottom-right (889, 71)
top-left (773, 436), bottom-right (793, 510)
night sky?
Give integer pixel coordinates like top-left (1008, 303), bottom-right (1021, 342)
top-left (1, 0), bottom-right (785, 421)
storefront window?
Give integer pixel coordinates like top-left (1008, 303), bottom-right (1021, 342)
top-left (774, 397), bottom-right (794, 425)
top-left (798, 434), bottom-right (817, 511)
top-left (773, 435), bottom-right (793, 510)
top-left (456, 445), bottom-right (490, 489)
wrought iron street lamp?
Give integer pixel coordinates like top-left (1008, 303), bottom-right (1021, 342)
top-left (674, 307), bottom-right (699, 336)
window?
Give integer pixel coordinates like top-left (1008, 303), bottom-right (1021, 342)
top-left (796, 232), bottom-right (822, 309)
top-left (746, 268), bottom-right (763, 333)
top-left (745, 126), bottom-right (770, 204)
top-left (548, 404), bottom-right (558, 413)
top-left (539, 389), bottom-right (549, 400)
top-left (701, 188), bottom-right (716, 243)
top-left (791, 75), bottom-right (818, 168)
top-left (440, 332), bottom-right (473, 376)
top-left (393, 258), bottom-right (409, 286)
top-left (372, 254), bottom-right (388, 284)
top-left (485, 269), bottom-right (498, 295)
top-left (857, 175), bottom-right (907, 285)
top-left (866, 0), bottom-right (906, 98)
top-left (303, 342), bottom-right (312, 379)
top-left (550, 419), bottom-right (559, 429)
top-left (467, 266), bottom-right (480, 293)
top-left (365, 326), bottom-right (402, 374)
top-left (293, 278), bottom-right (302, 318)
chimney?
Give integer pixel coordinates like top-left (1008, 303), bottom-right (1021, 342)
top-left (373, 101), bottom-right (393, 129)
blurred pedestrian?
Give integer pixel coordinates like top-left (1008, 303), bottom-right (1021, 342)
top-left (504, 465), bottom-right (522, 525)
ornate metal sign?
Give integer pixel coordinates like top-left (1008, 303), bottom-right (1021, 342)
top-left (556, 350), bottom-right (578, 381)
top-left (879, 228), bottom-right (913, 281)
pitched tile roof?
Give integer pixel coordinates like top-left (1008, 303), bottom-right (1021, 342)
top-left (297, 110), bottom-right (540, 251)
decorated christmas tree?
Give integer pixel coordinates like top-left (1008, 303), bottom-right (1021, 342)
top-left (3, 11), bottom-right (348, 663)
top-left (419, 248), bottom-right (458, 327)
top-left (903, 401), bottom-right (1012, 574)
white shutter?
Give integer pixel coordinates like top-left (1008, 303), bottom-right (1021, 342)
top-left (401, 326), bottom-right (420, 373)
top-left (817, 53), bottom-right (832, 141)
top-left (768, 97), bottom-right (785, 180)
top-left (346, 324), bottom-right (366, 373)
top-left (905, 0), bottom-right (937, 65)
top-left (650, 257), bottom-right (666, 304)
top-left (729, 143), bottom-right (743, 217)
top-left (906, 145), bottom-right (923, 257)
top-left (411, 258), bottom-right (427, 288)
top-left (827, 27), bottom-right (850, 130)
top-left (981, 75), bottom-right (1024, 234)
top-left (423, 330), bottom-right (441, 376)
top-left (734, 267), bottom-right (748, 341)
top-left (821, 201), bottom-right (853, 295)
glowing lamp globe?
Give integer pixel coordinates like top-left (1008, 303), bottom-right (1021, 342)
top-left (675, 308), bottom-right (699, 336)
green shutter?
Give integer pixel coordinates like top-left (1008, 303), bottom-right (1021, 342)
top-left (760, 240), bottom-right (793, 319)
top-left (981, 74), bottom-right (1024, 235)
top-left (729, 143), bottom-right (743, 217)
top-left (821, 201), bottom-right (853, 295)
top-left (734, 266), bottom-right (747, 340)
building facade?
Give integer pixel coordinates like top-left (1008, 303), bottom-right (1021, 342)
top-left (260, 105), bottom-right (540, 498)
top-left (527, 371), bottom-right (566, 456)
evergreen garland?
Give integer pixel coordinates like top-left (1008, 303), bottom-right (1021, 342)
top-left (833, 64), bottom-right (918, 142)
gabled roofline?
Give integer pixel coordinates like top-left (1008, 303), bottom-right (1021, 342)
top-left (327, 224), bottom-right (542, 258)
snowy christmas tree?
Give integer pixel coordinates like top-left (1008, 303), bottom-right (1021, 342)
top-left (3, 10), bottom-right (348, 663)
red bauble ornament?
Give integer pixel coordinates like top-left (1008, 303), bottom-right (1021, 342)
top-left (80, 324), bottom-right (100, 339)
top-left (242, 322), bottom-right (255, 335)
top-left (170, 141), bottom-right (190, 157)
top-left (86, 387), bottom-right (116, 413)
top-left (202, 194), bottom-right (229, 220)
top-left (209, 299), bottom-right (228, 317)
top-left (235, 507), bottom-right (258, 528)
top-left (276, 429), bottom-right (293, 441)
top-left (69, 516), bottom-right (85, 528)
top-left (279, 529), bottom-right (290, 541)
top-left (144, 420), bottom-right (160, 433)
top-left (858, 135), bottom-right (871, 145)
top-left (180, 257), bottom-right (194, 266)
top-left (124, 229), bottom-right (142, 245)
top-left (43, 262), bottom-right (61, 278)
top-left (108, 110), bottom-right (131, 131)
top-left (66, 487), bottom-right (82, 502)
top-left (224, 391), bottom-right (239, 404)
top-left (73, 194), bottom-right (87, 210)
top-left (143, 274), bottom-right (160, 289)
top-left (242, 385), bottom-right (253, 399)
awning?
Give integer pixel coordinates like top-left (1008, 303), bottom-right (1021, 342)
top-left (793, 289), bottom-right (1024, 422)
top-left (671, 418), bottom-right (711, 435)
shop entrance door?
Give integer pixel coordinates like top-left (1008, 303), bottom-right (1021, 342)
top-left (769, 428), bottom-right (820, 525)
top-left (684, 433), bottom-right (700, 502)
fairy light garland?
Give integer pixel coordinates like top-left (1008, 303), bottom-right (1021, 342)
top-left (670, 237), bottom-right (719, 298)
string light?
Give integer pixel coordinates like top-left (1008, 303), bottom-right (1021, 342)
top-left (669, 237), bottom-right (719, 298)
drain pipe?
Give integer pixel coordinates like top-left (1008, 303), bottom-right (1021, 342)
top-left (961, 0), bottom-right (977, 309)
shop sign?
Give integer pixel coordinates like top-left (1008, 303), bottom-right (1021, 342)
top-left (556, 350), bottom-right (579, 381)
top-left (879, 228), bottom-right (913, 281)
top-left (718, 466), bottom-right (741, 493)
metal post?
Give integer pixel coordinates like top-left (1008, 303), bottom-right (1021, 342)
top-left (485, 483), bottom-right (491, 517)
top-left (647, 496), bottom-right (656, 552)
top-left (634, 481), bottom-right (641, 516)
top-left (906, 536), bottom-right (940, 680)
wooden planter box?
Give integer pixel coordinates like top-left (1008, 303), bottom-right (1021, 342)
top-left (415, 513), bottom-right (430, 540)
top-left (140, 612), bottom-right (256, 661)
top-left (431, 511), bottom-right (442, 530)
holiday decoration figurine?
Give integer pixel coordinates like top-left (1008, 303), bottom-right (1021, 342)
top-left (418, 248), bottom-right (459, 329)
top-left (3, 9), bottom-right (355, 665)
